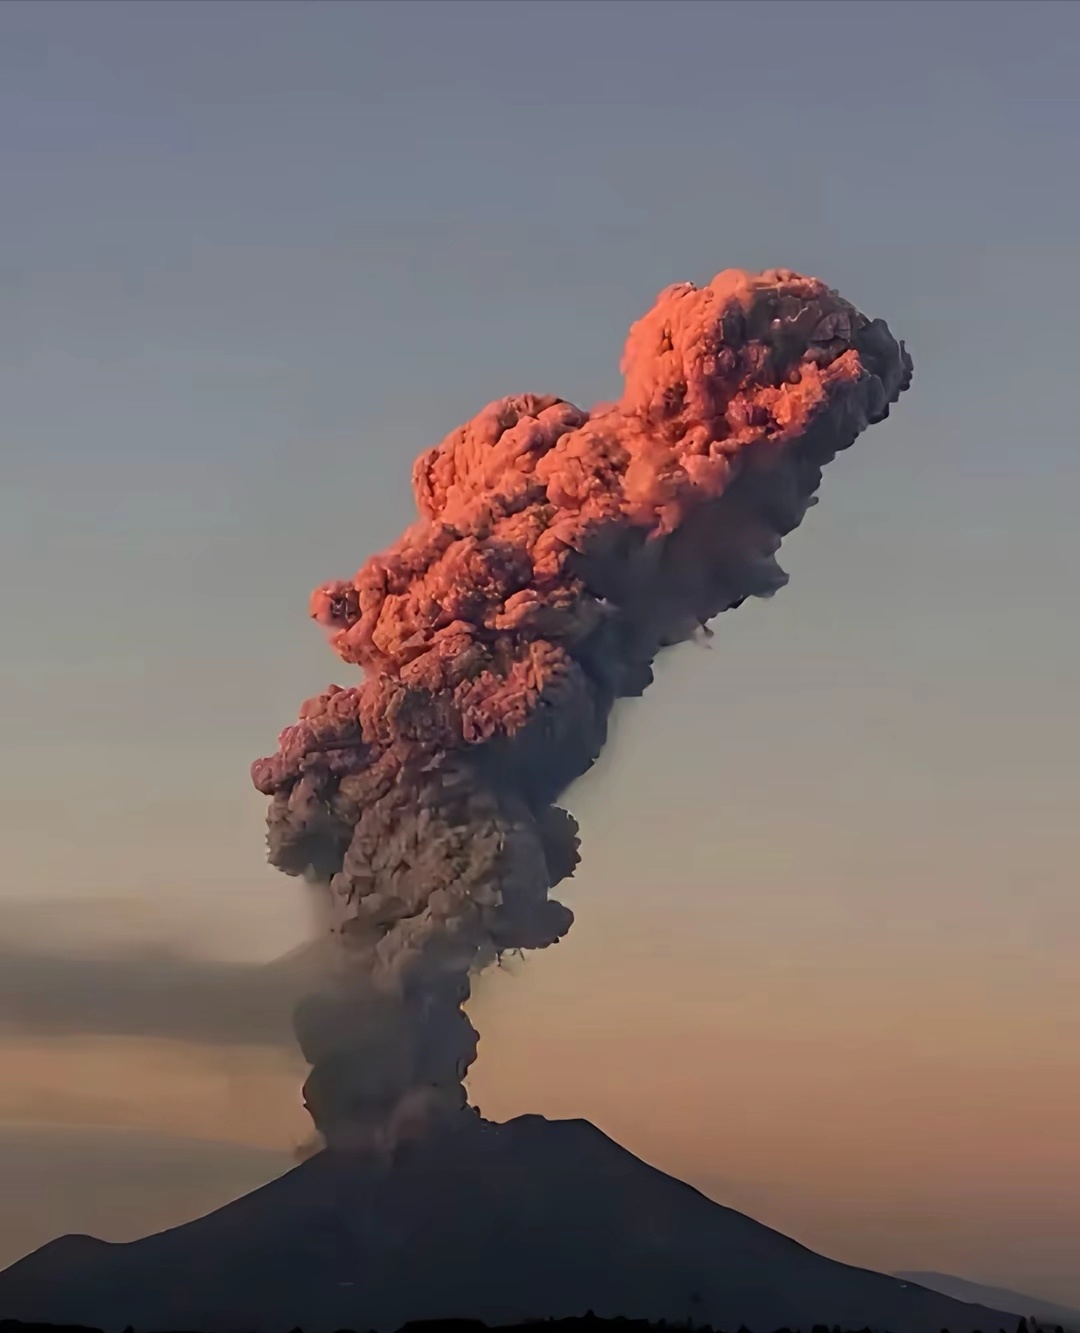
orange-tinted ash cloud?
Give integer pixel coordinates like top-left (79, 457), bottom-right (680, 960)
top-left (252, 268), bottom-right (912, 1152)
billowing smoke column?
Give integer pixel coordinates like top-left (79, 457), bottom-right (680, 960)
top-left (253, 268), bottom-right (912, 1152)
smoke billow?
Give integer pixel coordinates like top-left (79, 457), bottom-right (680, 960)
top-left (0, 938), bottom-right (311, 1048)
top-left (252, 268), bottom-right (913, 1151)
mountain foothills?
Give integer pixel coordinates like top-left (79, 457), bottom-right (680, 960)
top-left (0, 1116), bottom-right (1034, 1333)
top-left (895, 1275), bottom-right (1080, 1331)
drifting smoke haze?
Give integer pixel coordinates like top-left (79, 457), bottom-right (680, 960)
top-left (0, 939), bottom-right (306, 1048)
top-left (0, 897), bottom-right (322, 1049)
top-left (252, 268), bottom-right (913, 1151)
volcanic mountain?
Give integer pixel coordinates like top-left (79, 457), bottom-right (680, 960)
top-left (895, 1272), bottom-right (1080, 1331)
top-left (0, 1114), bottom-right (1016, 1333)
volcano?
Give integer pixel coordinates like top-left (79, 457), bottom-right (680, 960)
top-left (0, 1115), bottom-right (1015, 1333)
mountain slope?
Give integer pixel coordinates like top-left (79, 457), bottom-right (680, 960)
top-left (0, 1115), bottom-right (1019, 1333)
top-left (896, 1272), bottom-right (1080, 1330)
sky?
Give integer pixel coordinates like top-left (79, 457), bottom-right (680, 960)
top-left (1, 0), bottom-right (1079, 1307)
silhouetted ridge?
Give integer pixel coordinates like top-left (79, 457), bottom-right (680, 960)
top-left (894, 1276), bottom-right (1080, 1333)
top-left (0, 1117), bottom-right (1016, 1333)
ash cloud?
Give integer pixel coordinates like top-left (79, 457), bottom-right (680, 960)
top-left (252, 267), bottom-right (913, 1150)
top-left (0, 913), bottom-right (317, 1048)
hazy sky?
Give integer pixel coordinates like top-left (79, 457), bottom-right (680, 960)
top-left (2, 0), bottom-right (1079, 1308)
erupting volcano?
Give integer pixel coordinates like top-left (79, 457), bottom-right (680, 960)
top-left (4, 267), bottom-right (1006, 1333)
top-left (250, 267), bottom-right (914, 1152)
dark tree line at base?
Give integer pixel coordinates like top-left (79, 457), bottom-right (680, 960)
top-left (0, 1314), bottom-right (1071, 1333)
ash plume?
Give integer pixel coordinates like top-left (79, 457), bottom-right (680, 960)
top-left (0, 936), bottom-right (315, 1048)
top-left (252, 267), bottom-right (913, 1151)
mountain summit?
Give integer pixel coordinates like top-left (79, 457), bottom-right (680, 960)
top-left (0, 1114), bottom-right (1015, 1333)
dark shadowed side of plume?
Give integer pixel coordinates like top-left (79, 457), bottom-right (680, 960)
top-left (0, 1116), bottom-right (1015, 1333)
